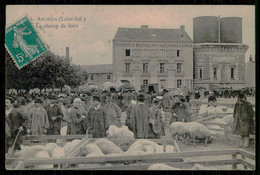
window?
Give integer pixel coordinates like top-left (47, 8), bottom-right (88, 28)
top-left (199, 68), bottom-right (203, 79)
top-left (160, 63), bottom-right (165, 73)
top-left (125, 63), bottom-right (131, 73)
top-left (143, 63), bottom-right (148, 73)
top-left (107, 75), bottom-right (111, 79)
top-left (177, 79), bottom-right (182, 88)
top-left (231, 68), bottom-right (234, 79)
top-left (125, 49), bottom-right (130, 56)
top-left (177, 63), bottom-right (182, 74)
top-left (213, 68), bottom-right (217, 79)
top-left (90, 74), bottom-right (94, 80)
top-left (177, 50), bottom-right (180, 57)
top-left (160, 79), bottom-right (165, 88)
top-left (143, 79), bottom-right (148, 85)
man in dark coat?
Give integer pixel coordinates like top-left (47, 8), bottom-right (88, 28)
top-left (169, 95), bottom-right (190, 124)
top-left (131, 94), bottom-right (149, 139)
top-left (86, 95), bottom-right (109, 138)
top-left (5, 96), bottom-right (30, 153)
top-left (45, 95), bottom-right (64, 135)
top-left (67, 98), bottom-right (86, 135)
top-left (232, 93), bottom-right (255, 148)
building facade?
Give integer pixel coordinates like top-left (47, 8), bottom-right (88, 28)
top-left (245, 55), bottom-right (255, 88)
top-left (80, 64), bottom-right (113, 86)
top-left (193, 16), bottom-right (248, 90)
top-left (112, 25), bottom-right (193, 92)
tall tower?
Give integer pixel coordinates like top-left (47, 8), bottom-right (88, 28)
top-left (193, 16), bottom-right (248, 90)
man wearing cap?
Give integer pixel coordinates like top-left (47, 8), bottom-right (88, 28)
top-left (162, 89), bottom-right (171, 111)
top-left (45, 95), bottom-right (64, 135)
top-left (5, 96), bottom-right (30, 153)
top-left (148, 98), bottom-right (165, 139)
top-left (104, 93), bottom-right (122, 127)
top-left (28, 98), bottom-right (49, 135)
top-left (131, 94), bottom-right (149, 139)
top-left (67, 98), bottom-right (86, 135)
top-left (86, 95), bottom-right (109, 138)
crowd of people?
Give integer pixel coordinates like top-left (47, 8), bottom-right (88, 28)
top-left (5, 87), bottom-right (255, 153)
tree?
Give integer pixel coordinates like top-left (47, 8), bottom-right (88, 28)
top-left (5, 49), bottom-right (86, 93)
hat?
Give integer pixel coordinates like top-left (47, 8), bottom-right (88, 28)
top-left (73, 98), bottom-right (81, 104)
top-left (179, 95), bottom-right (185, 99)
top-left (153, 98), bottom-right (160, 104)
top-left (137, 94), bottom-right (145, 102)
top-left (48, 95), bottom-right (57, 99)
top-left (6, 96), bottom-right (15, 103)
top-left (34, 98), bottom-right (43, 103)
top-left (93, 95), bottom-right (101, 102)
top-left (163, 89), bottom-right (169, 93)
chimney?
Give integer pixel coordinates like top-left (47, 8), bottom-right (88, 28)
top-left (180, 25), bottom-right (185, 31)
top-left (141, 25), bottom-right (148, 29)
top-left (249, 55), bottom-right (253, 62)
top-left (66, 47), bottom-right (70, 60)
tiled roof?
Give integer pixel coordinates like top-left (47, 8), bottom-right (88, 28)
top-left (80, 64), bottom-right (113, 74)
top-left (113, 27), bottom-right (193, 43)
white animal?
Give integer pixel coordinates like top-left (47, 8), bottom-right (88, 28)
top-left (63, 141), bottom-right (72, 154)
top-left (52, 146), bottom-right (65, 158)
top-left (165, 145), bottom-right (175, 153)
top-left (155, 145), bottom-right (164, 153)
top-left (84, 143), bottom-right (103, 155)
top-left (34, 151), bottom-right (53, 169)
top-left (185, 122), bottom-right (212, 146)
top-left (147, 163), bottom-right (182, 170)
top-left (45, 143), bottom-right (58, 157)
top-left (169, 122), bottom-right (187, 140)
top-left (94, 138), bottom-right (123, 154)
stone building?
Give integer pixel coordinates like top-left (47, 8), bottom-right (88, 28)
top-left (245, 55), bottom-right (255, 88)
top-left (193, 16), bottom-right (248, 90)
top-left (112, 25), bottom-right (193, 92)
top-left (80, 64), bottom-right (113, 86)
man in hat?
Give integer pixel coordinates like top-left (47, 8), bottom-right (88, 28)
top-left (86, 95), bottom-right (109, 138)
top-left (208, 91), bottom-right (217, 103)
top-left (161, 89), bottom-right (171, 111)
top-left (169, 95), bottom-right (189, 124)
top-left (58, 98), bottom-right (70, 128)
top-left (104, 93), bottom-right (122, 127)
top-left (125, 99), bottom-right (137, 132)
top-left (67, 98), bottom-right (86, 135)
top-left (45, 95), bottom-right (64, 135)
top-left (131, 94), bottom-right (149, 139)
top-left (232, 93), bottom-right (255, 148)
top-left (5, 96), bottom-right (30, 153)
top-left (28, 98), bottom-right (49, 135)
top-left (111, 91), bottom-right (119, 106)
top-left (148, 98), bottom-right (165, 139)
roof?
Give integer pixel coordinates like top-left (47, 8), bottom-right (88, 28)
top-left (80, 64), bottom-right (113, 74)
top-left (113, 27), bottom-right (193, 43)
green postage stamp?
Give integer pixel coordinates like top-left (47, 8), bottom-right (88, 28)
top-left (5, 15), bottom-right (48, 69)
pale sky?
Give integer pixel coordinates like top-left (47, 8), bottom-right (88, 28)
top-left (6, 5), bottom-right (255, 65)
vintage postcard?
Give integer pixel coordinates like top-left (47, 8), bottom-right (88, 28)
top-left (5, 5), bottom-right (255, 170)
